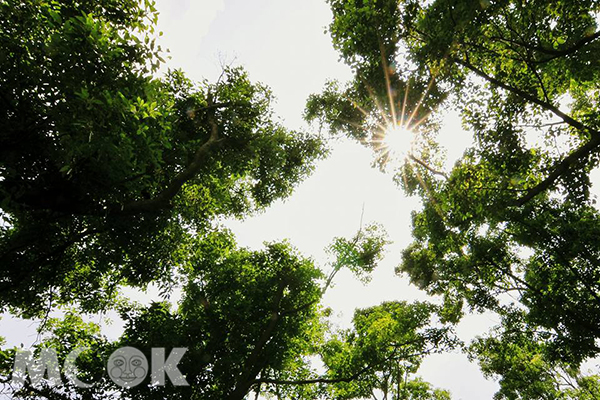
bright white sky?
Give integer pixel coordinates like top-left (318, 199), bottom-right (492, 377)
top-left (0, 1), bottom-right (506, 398)
top-left (151, 1), bottom-right (499, 398)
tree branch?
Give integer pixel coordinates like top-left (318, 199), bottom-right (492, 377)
top-left (491, 30), bottom-right (600, 62)
top-left (513, 133), bottom-right (600, 206)
top-left (254, 355), bottom-right (384, 387)
top-left (409, 155), bottom-right (448, 179)
top-left (253, 338), bottom-right (435, 388)
top-left (228, 280), bottom-right (287, 400)
top-left (451, 57), bottom-right (600, 205)
top-left (452, 57), bottom-right (598, 137)
top-left (119, 102), bottom-right (225, 214)
top-left (192, 101), bottom-right (239, 113)
top-left (255, 376), bottom-right (360, 385)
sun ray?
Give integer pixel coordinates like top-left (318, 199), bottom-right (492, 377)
top-left (340, 115), bottom-right (372, 131)
top-left (406, 75), bottom-right (436, 128)
top-left (365, 84), bottom-right (392, 127)
top-left (374, 146), bottom-right (391, 167)
top-left (350, 100), bottom-right (391, 134)
top-left (402, 163), bottom-right (409, 188)
top-left (379, 40), bottom-right (397, 126)
top-left (399, 79), bottom-right (410, 127)
top-left (346, 46), bottom-right (452, 226)
top-left (413, 166), bottom-right (447, 221)
top-left (409, 112), bottom-right (433, 131)
top-left (351, 100), bottom-right (371, 118)
top-left (348, 48), bottom-right (447, 183)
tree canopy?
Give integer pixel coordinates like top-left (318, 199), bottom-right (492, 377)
top-left (306, 0), bottom-right (600, 397)
top-left (0, 0), bottom-right (323, 316)
top-left (0, 226), bottom-right (455, 400)
top-left (0, 1), bottom-right (456, 398)
top-left (4, 0), bottom-right (600, 399)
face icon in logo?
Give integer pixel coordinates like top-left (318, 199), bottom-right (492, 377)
top-left (107, 347), bottom-right (148, 388)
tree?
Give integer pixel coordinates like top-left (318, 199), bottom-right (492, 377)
top-left (0, 1), bottom-right (458, 398)
top-left (318, 301), bottom-right (455, 400)
top-left (0, 226), bottom-right (456, 400)
top-left (0, 0), bottom-right (324, 316)
top-left (470, 308), bottom-right (600, 400)
top-left (306, 0), bottom-right (600, 396)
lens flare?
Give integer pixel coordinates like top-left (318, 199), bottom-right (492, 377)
top-left (383, 124), bottom-right (415, 159)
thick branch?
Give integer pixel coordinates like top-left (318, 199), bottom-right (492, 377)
top-left (253, 338), bottom-right (434, 387)
top-left (491, 31), bottom-right (600, 62)
top-left (279, 301), bottom-right (315, 317)
top-left (255, 376), bottom-right (360, 385)
top-left (194, 101), bottom-right (239, 113)
top-left (514, 134), bottom-right (600, 205)
top-left (409, 155), bottom-right (448, 179)
top-left (452, 57), bottom-right (598, 137)
top-left (254, 357), bottom-right (382, 387)
top-left (119, 110), bottom-right (224, 214)
top-left (452, 58), bottom-right (600, 205)
top-left (228, 280), bottom-right (287, 400)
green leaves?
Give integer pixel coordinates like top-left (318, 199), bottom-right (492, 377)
top-left (3, 234), bottom-right (325, 400)
top-left (314, 0), bottom-right (600, 398)
top-left (326, 223), bottom-right (389, 284)
top-left (0, 1), bottom-right (324, 315)
top-left (469, 309), bottom-right (600, 400)
top-left (321, 301), bottom-right (456, 399)
top-left (327, 0), bottom-right (403, 69)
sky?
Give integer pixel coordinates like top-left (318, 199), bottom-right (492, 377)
top-left (151, 0), bottom-right (499, 398)
top-left (0, 0), bottom-right (506, 398)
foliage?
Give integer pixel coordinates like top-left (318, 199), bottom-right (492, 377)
top-left (320, 301), bottom-right (456, 400)
top-left (0, 233), bottom-right (323, 399)
top-left (0, 0), bottom-right (324, 316)
top-left (10, 0), bottom-right (600, 397)
top-left (308, 0), bottom-right (600, 397)
top-left (324, 222), bottom-right (390, 286)
top-left (470, 309), bottom-right (600, 400)
top-left (1, 1), bottom-right (445, 399)
top-left (0, 228), bottom-right (456, 400)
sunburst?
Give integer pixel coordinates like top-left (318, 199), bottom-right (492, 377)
top-left (371, 122), bottom-right (417, 170)
top-left (355, 44), bottom-right (441, 175)
top-left (346, 44), bottom-right (450, 225)
top-left (365, 77), bottom-right (431, 171)
top-left (383, 124), bottom-right (415, 158)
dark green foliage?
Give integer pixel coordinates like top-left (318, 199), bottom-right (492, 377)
top-left (0, 234), bottom-right (324, 399)
top-left (0, 229), bottom-right (443, 400)
top-left (0, 0), bottom-right (324, 315)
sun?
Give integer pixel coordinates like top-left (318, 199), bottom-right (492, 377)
top-left (382, 123), bottom-right (415, 159)
top-left (371, 123), bottom-right (418, 170)
top-left (352, 44), bottom-right (435, 171)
